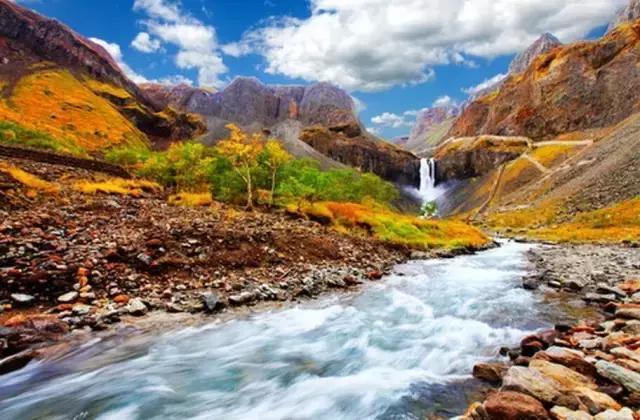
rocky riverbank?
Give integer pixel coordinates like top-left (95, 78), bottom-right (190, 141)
top-left (464, 243), bottom-right (640, 419)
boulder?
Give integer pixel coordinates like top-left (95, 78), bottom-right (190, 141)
top-left (529, 360), bottom-right (596, 390)
top-left (126, 298), bottom-right (148, 316)
top-left (595, 361), bottom-right (640, 394)
top-left (483, 391), bottom-right (550, 420)
top-left (473, 363), bottom-right (509, 384)
top-left (593, 407), bottom-right (635, 420)
top-left (502, 366), bottom-right (580, 409)
top-left (534, 347), bottom-right (597, 377)
top-left (550, 406), bottom-right (593, 420)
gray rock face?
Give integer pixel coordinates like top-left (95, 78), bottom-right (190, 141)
top-left (608, 0), bottom-right (640, 33)
top-left (509, 33), bottom-right (562, 74)
top-left (595, 360), bottom-right (640, 394)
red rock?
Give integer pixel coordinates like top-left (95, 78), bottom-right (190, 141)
top-left (366, 271), bottom-right (383, 280)
top-left (473, 363), bottom-right (508, 384)
top-left (521, 335), bottom-right (546, 357)
top-left (483, 391), bottom-right (550, 420)
top-left (77, 267), bottom-right (90, 278)
top-left (113, 294), bottom-right (130, 304)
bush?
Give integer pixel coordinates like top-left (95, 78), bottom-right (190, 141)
top-left (0, 121), bottom-right (85, 156)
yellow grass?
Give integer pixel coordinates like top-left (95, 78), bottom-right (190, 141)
top-left (73, 178), bottom-right (161, 196)
top-left (295, 201), bottom-right (490, 250)
top-left (0, 69), bottom-right (148, 151)
top-left (0, 162), bottom-right (60, 193)
top-left (529, 144), bottom-right (580, 168)
top-left (168, 192), bottom-right (213, 207)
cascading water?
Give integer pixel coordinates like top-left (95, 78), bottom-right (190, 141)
top-left (419, 157), bottom-right (440, 204)
top-left (0, 242), bottom-right (586, 419)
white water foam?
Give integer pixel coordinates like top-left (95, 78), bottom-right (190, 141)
top-left (0, 242), bottom-right (571, 419)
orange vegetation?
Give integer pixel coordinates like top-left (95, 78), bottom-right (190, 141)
top-left (73, 178), bottom-right (161, 197)
top-left (168, 192), bottom-right (214, 207)
top-left (529, 144), bottom-right (580, 168)
top-left (0, 162), bottom-right (59, 194)
top-left (434, 135), bottom-right (530, 159)
top-left (0, 68), bottom-right (148, 152)
top-left (296, 201), bottom-right (490, 250)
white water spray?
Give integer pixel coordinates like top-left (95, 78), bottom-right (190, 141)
top-left (419, 158), bottom-right (440, 204)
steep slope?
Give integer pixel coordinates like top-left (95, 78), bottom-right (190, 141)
top-left (0, 0), bottom-right (205, 153)
top-left (509, 33), bottom-right (562, 74)
top-left (404, 106), bottom-right (460, 156)
top-left (450, 21), bottom-right (640, 140)
top-left (141, 78), bottom-right (419, 185)
top-left (608, 0), bottom-right (640, 32)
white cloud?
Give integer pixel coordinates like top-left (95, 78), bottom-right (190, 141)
top-left (158, 75), bottom-right (194, 86)
top-left (132, 0), bottom-right (227, 88)
top-left (371, 112), bottom-right (413, 128)
top-left (432, 95), bottom-right (457, 108)
top-left (463, 73), bottom-right (508, 96)
top-left (131, 32), bottom-right (162, 53)
top-left (351, 95), bottom-right (367, 113)
top-left (89, 37), bottom-right (150, 84)
top-left (233, 0), bottom-right (625, 92)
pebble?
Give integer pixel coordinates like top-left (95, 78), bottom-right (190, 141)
top-left (57, 291), bottom-right (79, 303)
top-left (10, 293), bottom-right (35, 304)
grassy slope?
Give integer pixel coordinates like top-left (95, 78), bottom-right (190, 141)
top-left (0, 67), bottom-right (149, 154)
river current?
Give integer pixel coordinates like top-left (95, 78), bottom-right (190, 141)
top-left (0, 242), bottom-right (577, 419)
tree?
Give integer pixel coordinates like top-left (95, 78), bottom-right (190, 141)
top-left (216, 124), bottom-right (264, 209)
top-left (263, 139), bottom-right (292, 206)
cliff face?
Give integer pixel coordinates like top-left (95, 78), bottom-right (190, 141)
top-left (450, 21), bottom-right (640, 140)
top-left (608, 0), bottom-right (640, 33)
top-left (0, 0), bottom-right (205, 149)
top-left (141, 78), bottom-right (419, 185)
top-left (509, 33), bottom-right (562, 75)
top-left (300, 126), bottom-right (420, 186)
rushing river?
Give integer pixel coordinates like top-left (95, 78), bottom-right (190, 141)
top-left (0, 242), bottom-right (580, 419)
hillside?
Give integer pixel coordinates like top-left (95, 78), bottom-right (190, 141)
top-left (0, 0), bottom-right (205, 155)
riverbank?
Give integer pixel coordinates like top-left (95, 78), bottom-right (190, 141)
top-left (464, 243), bottom-right (640, 419)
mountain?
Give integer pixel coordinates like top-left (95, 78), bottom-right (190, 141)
top-left (608, 0), bottom-right (640, 32)
top-left (141, 78), bottom-right (420, 185)
top-left (0, 0), bottom-right (204, 153)
top-left (449, 21), bottom-right (640, 140)
top-left (403, 105), bottom-right (460, 156)
top-left (509, 33), bottom-right (562, 74)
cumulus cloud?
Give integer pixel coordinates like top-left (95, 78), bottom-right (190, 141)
top-left (131, 32), bottom-right (162, 53)
top-left (89, 37), bottom-right (150, 84)
top-left (463, 73), bottom-right (508, 96)
top-left (132, 0), bottom-right (227, 87)
top-left (371, 112), bottom-right (413, 128)
top-left (232, 0), bottom-right (624, 92)
top-left (432, 95), bottom-right (458, 108)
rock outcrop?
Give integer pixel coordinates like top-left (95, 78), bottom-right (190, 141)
top-left (433, 136), bottom-right (530, 183)
top-left (509, 33), bottom-right (562, 75)
top-left (141, 78), bottom-right (419, 185)
top-left (403, 105), bottom-right (460, 156)
top-left (449, 21), bottom-right (640, 140)
top-left (608, 0), bottom-right (640, 33)
top-left (0, 0), bottom-right (205, 147)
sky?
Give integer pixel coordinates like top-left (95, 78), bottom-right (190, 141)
top-left (13, 0), bottom-right (626, 139)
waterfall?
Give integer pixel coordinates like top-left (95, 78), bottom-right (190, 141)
top-left (419, 158), bottom-right (438, 203)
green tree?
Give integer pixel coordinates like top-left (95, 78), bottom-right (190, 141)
top-left (263, 139), bottom-right (292, 206)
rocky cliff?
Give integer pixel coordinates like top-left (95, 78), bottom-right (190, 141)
top-left (0, 0), bottom-right (205, 150)
top-left (449, 21), bottom-right (640, 140)
top-left (509, 33), bottom-right (562, 75)
top-left (403, 106), bottom-right (460, 156)
top-left (141, 78), bottom-right (419, 185)
top-left (608, 0), bottom-right (640, 32)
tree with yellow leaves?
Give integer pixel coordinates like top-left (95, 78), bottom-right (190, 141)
top-left (216, 124), bottom-right (264, 209)
top-left (263, 139), bottom-right (292, 206)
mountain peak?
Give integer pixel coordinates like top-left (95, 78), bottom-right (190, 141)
top-left (608, 0), bottom-right (640, 32)
top-left (509, 32), bottom-right (562, 74)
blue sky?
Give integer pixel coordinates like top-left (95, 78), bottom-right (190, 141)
top-left (18, 0), bottom-right (623, 139)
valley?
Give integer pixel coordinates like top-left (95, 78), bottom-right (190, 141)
top-left (0, 0), bottom-right (640, 419)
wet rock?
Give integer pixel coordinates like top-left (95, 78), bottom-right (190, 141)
top-left (0, 349), bottom-right (38, 375)
top-left (483, 391), bottom-right (550, 420)
top-left (595, 361), bottom-right (640, 394)
top-left (533, 347), bottom-right (596, 377)
top-left (126, 298), bottom-right (148, 316)
top-left (521, 335), bottom-right (546, 357)
top-left (57, 292), bottom-right (78, 303)
top-left (229, 292), bottom-right (255, 306)
top-left (522, 276), bottom-right (540, 290)
top-left (596, 284), bottom-right (626, 299)
top-left (473, 363), bottom-right (508, 384)
top-left (10, 293), bottom-right (35, 305)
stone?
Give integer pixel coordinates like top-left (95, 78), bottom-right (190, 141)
top-left (113, 294), bottom-right (130, 304)
top-left (521, 335), bottom-right (547, 357)
top-left (57, 291), bottom-right (79, 303)
top-left (610, 347), bottom-right (640, 364)
top-left (572, 387), bottom-right (622, 415)
top-left (550, 406), bottom-right (593, 420)
top-left (473, 363), bottom-right (508, 384)
top-left (593, 408), bottom-right (635, 420)
top-left (483, 391), bottom-right (550, 420)
top-left (534, 347), bottom-right (596, 377)
top-left (126, 298), bottom-right (148, 316)
top-left (201, 292), bottom-right (225, 313)
top-left (619, 280), bottom-right (640, 296)
top-left (596, 284), bottom-right (627, 299)
top-left (502, 366), bottom-right (580, 409)
top-left (71, 304), bottom-right (92, 316)
top-left (621, 320), bottom-right (640, 335)
top-left (615, 307), bottom-right (640, 320)
top-left (595, 361), bottom-right (640, 394)
top-left (229, 292), bottom-right (255, 306)
top-left (529, 360), bottom-right (595, 390)
top-left (10, 293), bottom-right (35, 305)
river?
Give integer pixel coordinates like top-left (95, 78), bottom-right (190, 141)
top-left (0, 242), bottom-right (581, 419)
